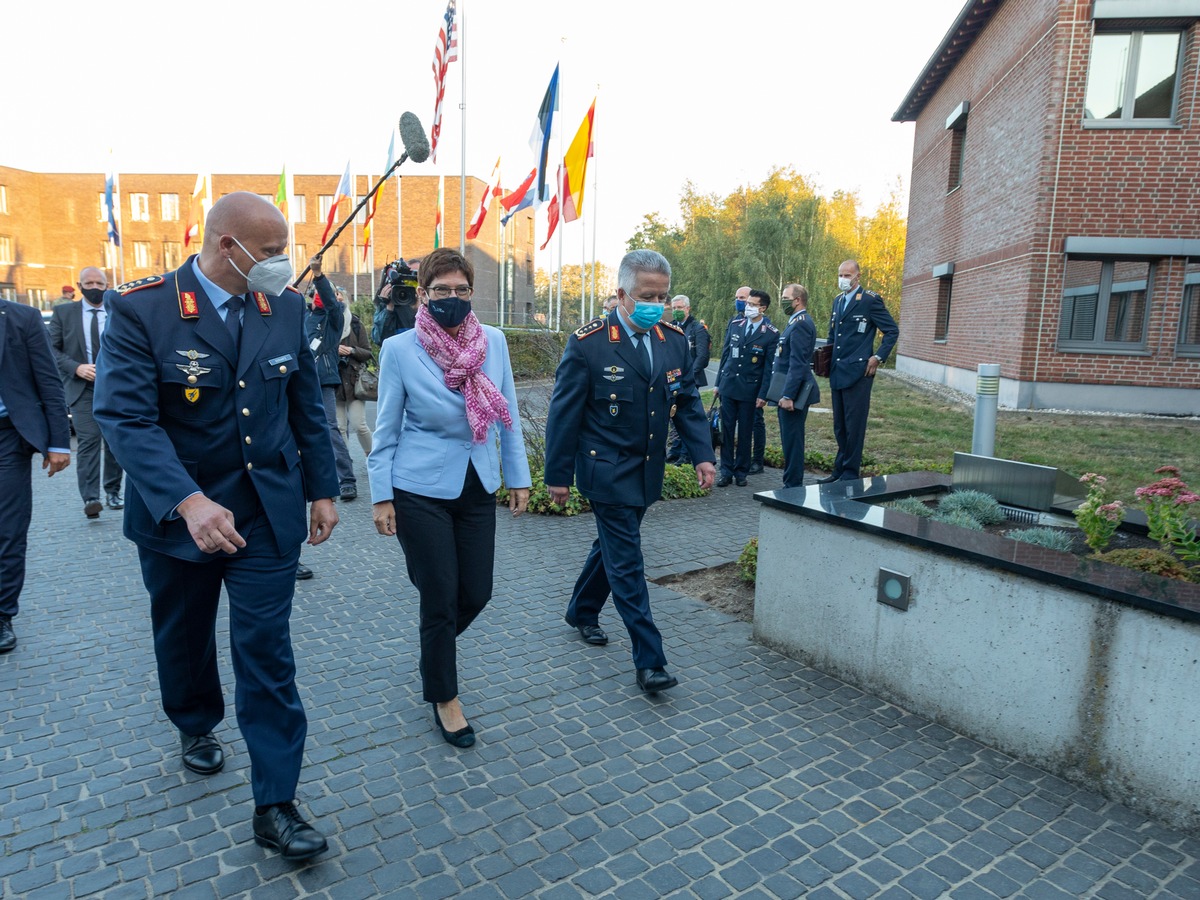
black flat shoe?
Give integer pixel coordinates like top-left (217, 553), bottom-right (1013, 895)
top-left (564, 613), bottom-right (608, 645)
top-left (748, 462), bottom-right (764, 474)
top-left (253, 802), bottom-right (328, 861)
top-left (180, 730), bottom-right (224, 775)
top-left (0, 617), bottom-right (15, 653)
top-left (295, 564), bottom-right (313, 581)
top-left (433, 704), bottom-right (475, 748)
top-left (735, 477), bottom-right (748, 486)
top-left (816, 475), bottom-right (839, 484)
top-left (716, 475), bottom-right (732, 487)
top-left (636, 667), bottom-right (679, 694)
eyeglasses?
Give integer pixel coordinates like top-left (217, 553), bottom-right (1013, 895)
top-left (427, 285), bottom-right (473, 299)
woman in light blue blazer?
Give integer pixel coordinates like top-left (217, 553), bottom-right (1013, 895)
top-left (369, 249), bottom-right (530, 748)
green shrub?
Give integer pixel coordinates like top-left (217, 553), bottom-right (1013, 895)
top-left (940, 489), bottom-right (1006, 525)
top-left (1009, 527), bottom-right (1076, 552)
top-left (661, 463), bottom-right (711, 499)
top-left (502, 328), bottom-right (568, 379)
top-left (497, 470), bottom-right (591, 517)
top-left (804, 449), bottom-right (837, 472)
top-left (763, 446), bottom-right (785, 469)
top-left (1096, 548), bottom-right (1197, 582)
top-left (932, 509), bottom-right (984, 530)
top-left (888, 497), bottom-right (935, 518)
top-left (738, 537), bottom-right (758, 584)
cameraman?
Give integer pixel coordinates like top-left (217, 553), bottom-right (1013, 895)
top-left (372, 259), bottom-right (419, 345)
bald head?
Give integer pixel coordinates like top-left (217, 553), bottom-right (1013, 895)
top-left (205, 191), bottom-right (287, 239)
top-left (77, 266), bottom-right (107, 304)
top-left (199, 191), bottom-right (290, 294)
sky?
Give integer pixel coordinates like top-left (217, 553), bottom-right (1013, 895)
top-left (6, 0), bottom-right (967, 274)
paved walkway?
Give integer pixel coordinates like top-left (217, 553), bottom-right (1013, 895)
top-left (3, 449), bottom-right (1199, 899)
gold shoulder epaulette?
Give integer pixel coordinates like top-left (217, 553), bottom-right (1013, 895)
top-left (662, 321), bottom-right (685, 336)
top-left (575, 318), bottom-right (605, 339)
top-left (116, 275), bottom-right (164, 295)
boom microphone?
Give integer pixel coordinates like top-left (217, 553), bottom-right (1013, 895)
top-left (399, 112), bottom-right (431, 164)
top-left (292, 111), bottom-right (431, 286)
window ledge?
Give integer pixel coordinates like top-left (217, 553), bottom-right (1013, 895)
top-left (1082, 120), bottom-right (1181, 130)
top-left (1176, 347), bottom-right (1200, 359)
top-left (933, 338), bottom-right (949, 344)
top-left (1056, 344), bottom-right (1153, 356)
top-left (945, 185), bottom-right (963, 197)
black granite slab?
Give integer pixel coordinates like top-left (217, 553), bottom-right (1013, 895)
top-left (754, 472), bottom-right (1200, 624)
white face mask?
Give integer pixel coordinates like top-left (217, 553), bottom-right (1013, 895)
top-left (837, 276), bottom-right (854, 293)
top-left (229, 237), bottom-right (294, 296)
top-left (745, 305), bottom-right (762, 319)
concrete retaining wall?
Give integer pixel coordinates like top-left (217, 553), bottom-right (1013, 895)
top-left (754, 504), bottom-right (1200, 830)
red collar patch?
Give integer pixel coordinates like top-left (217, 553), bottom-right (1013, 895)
top-left (609, 324), bottom-right (621, 343)
top-left (179, 291), bottom-right (199, 318)
top-left (253, 292), bottom-right (271, 315)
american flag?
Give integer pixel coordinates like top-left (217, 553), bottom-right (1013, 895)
top-left (430, 0), bottom-right (458, 164)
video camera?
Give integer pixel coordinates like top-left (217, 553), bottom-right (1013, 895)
top-left (378, 259), bottom-right (418, 308)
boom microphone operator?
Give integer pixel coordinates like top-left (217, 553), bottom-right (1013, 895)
top-left (293, 112), bottom-right (431, 286)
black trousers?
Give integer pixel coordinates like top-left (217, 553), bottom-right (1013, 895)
top-left (719, 396), bottom-right (757, 478)
top-left (830, 376), bottom-right (875, 480)
top-left (778, 404), bottom-right (811, 489)
top-left (393, 465), bottom-right (496, 703)
top-left (752, 405), bottom-right (766, 465)
top-left (0, 419), bottom-right (35, 619)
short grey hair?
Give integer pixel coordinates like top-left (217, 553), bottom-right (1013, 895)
top-left (618, 250), bottom-right (671, 294)
top-left (671, 294), bottom-right (690, 308)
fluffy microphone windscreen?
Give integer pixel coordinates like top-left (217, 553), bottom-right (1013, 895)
top-left (399, 112), bottom-right (431, 163)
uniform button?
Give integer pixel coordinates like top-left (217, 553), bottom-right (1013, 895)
top-left (645, 455), bottom-right (650, 461)
top-left (239, 380), bottom-right (246, 389)
top-left (187, 375), bottom-right (197, 384)
top-left (246, 462), bottom-right (253, 471)
top-left (279, 365), bottom-right (287, 373)
top-left (244, 436), bottom-right (252, 445)
top-left (649, 387), bottom-right (654, 392)
top-left (649, 434), bottom-right (654, 440)
top-left (651, 411), bottom-right (655, 416)
top-left (610, 394), bottom-right (617, 400)
top-left (589, 450), bottom-right (596, 457)
top-left (242, 408), bottom-right (250, 416)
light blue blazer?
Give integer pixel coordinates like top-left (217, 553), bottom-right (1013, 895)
top-left (367, 325), bottom-right (531, 502)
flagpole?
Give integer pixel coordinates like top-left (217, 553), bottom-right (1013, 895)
top-left (459, 0), bottom-right (467, 253)
top-left (591, 141), bottom-right (599, 320)
top-left (114, 169), bottom-right (125, 286)
top-left (396, 175), bottom-right (403, 261)
top-left (495, 194), bottom-right (503, 326)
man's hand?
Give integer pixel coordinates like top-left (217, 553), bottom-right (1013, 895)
top-left (695, 462), bottom-right (716, 491)
top-left (337, 345), bottom-right (352, 357)
top-left (712, 387), bottom-right (719, 398)
top-left (547, 485), bottom-right (570, 507)
top-left (865, 356), bottom-right (880, 377)
top-left (42, 451), bottom-right (70, 476)
top-left (179, 494), bottom-right (247, 555)
top-left (379, 283), bottom-right (394, 309)
top-left (308, 498), bottom-right (339, 545)
top-left (779, 398), bottom-right (795, 412)
top-left (755, 398), bottom-right (766, 409)
top-left (509, 488), bottom-right (530, 517)
top-left (373, 501), bottom-right (396, 536)
top-left (309, 254), bottom-right (323, 279)
top-left (75, 363), bottom-right (96, 382)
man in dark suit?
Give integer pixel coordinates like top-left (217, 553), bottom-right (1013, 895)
top-left (94, 193), bottom-right (340, 860)
top-left (49, 266), bottom-right (125, 518)
top-left (665, 294), bottom-right (710, 465)
top-left (819, 259), bottom-right (899, 483)
top-left (715, 289), bottom-right (778, 486)
top-left (0, 299), bottom-right (71, 653)
top-left (544, 250), bottom-right (716, 694)
top-left (774, 284), bottom-right (820, 489)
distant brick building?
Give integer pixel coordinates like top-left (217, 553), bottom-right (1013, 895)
top-left (893, 0), bottom-right (1200, 414)
top-left (0, 167), bottom-right (538, 325)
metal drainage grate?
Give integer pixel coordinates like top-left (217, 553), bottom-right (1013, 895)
top-left (1000, 504), bottom-right (1040, 525)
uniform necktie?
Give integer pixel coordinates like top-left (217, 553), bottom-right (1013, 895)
top-left (89, 307), bottom-right (101, 363)
top-left (634, 332), bottom-right (651, 372)
top-left (225, 295), bottom-right (245, 350)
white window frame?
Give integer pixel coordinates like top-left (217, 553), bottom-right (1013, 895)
top-left (160, 193), bottom-right (180, 222)
top-left (1083, 28), bottom-right (1184, 127)
top-left (133, 241), bottom-right (152, 268)
top-left (130, 193), bottom-right (151, 222)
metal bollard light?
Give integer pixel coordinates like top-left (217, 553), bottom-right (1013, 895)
top-left (972, 364), bottom-right (1001, 457)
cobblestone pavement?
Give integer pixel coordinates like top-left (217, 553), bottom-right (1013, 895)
top-left (3, 450), bottom-right (1199, 899)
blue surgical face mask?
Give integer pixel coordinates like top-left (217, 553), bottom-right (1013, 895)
top-left (629, 301), bottom-right (665, 329)
top-left (735, 298), bottom-right (746, 314)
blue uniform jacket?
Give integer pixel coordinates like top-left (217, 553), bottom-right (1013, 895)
top-left (304, 275), bottom-right (344, 388)
top-left (367, 325), bottom-right (531, 501)
top-left (775, 309), bottom-right (821, 406)
top-left (93, 258), bottom-right (339, 561)
top-left (827, 287), bottom-right (899, 391)
top-left (544, 312), bottom-right (715, 508)
top-left (716, 317), bottom-right (779, 402)
top-left (0, 299), bottom-right (70, 452)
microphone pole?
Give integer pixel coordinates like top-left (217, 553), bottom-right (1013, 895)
top-left (293, 113), bottom-right (430, 287)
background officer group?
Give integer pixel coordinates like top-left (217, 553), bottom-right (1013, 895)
top-left (714, 289), bottom-right (778, 485)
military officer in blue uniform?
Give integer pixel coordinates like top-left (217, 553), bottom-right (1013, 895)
top-left (544, 250), bottom-right (716, 695)
top-left (665, 294), bottom-right (710, 465)
top-left (773, 284), bottom-right (820, 489)
top-left (819, 259), bottom-right (899, 483)
top-left (714, 289), bottom-right (778, 486)
top-left (94, 193), bottom-right (340, 861)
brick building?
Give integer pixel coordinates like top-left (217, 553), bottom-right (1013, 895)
top-left (0, 167), bottom-right (539, 325)
top-left (893, 0), bottom-right (1200, 414)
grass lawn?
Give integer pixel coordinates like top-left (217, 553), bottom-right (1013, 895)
top-left (706, 374), bottom-right (1200, 502)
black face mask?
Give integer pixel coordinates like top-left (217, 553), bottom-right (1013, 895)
top-left (427, 297), bottom-right (471, 329)
top-left (80, 287), bottom-right (106, 305)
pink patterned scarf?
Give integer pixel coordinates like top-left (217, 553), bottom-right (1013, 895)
top-left (415, 304), bottom-right (513, 443)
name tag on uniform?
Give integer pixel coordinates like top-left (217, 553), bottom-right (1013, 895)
top-left (732, 347), bottom-right (740, 358)
top-left (268, 354), bottom-right (294, 366)
top-left (857, 320), bottom-right (868, 334)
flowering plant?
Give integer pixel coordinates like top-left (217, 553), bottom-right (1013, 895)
top-left (1134, 466), bottom-right (1200, 563)
top-left (1074, 473), bottom-right (1125, 553)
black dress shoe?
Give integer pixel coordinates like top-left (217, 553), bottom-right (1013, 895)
top-left (253, 802), bottom-right (328, 861)
top-left (296, 564), bottom-right (313, 581)
top-left (83, 498), bottom-right (102, 518)
top-left (636, 667), bottom-right (679, 694)
top-left (339, 485), bottom-right (357, 500)
top-left (564, 613), bottom-right (608, 645)
top-left (716, 475), bottom-right (732, 487)
top-left (748, 462), bottom-right (764, 474)
top-left (735, 477), bottom-right (748, 486)
top-left (433, 704), bottom-right (476, 748)
top-left (106, 492), bottom-right (124, 510)
top-left (0, 617), bottom-right (16, 654)
top-left (180, 731), bottom-right (224, 775)
top-left (816, 474), bottom-right (840, 484)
